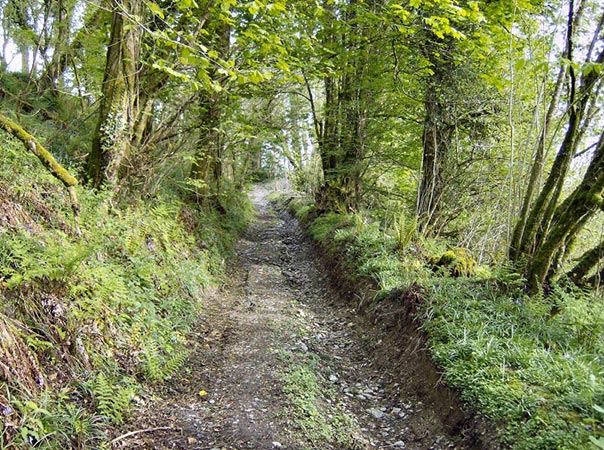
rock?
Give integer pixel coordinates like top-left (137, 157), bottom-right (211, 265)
top-left (298, 342), bottom-right (309, 353)
top-left (329, 374), bottom-right (338, 382)
top-left (272, 442), bottom-right (282, 448)
top-left (391, 407), bottom-right (402, 415)
top-left (368, 408), bottom-right (384, 419)
top-left (393, 441), bottom-right (405, 448)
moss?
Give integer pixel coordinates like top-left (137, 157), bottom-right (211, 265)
top-left (430, 247), bottom-right (477, 277)
top-left (0, 113), bottom-right (81, 233)
top-left (0, 113), bottom-right (78, 188)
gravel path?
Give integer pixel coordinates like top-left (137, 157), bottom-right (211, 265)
top-left (116, 184), bottom-right (478, 450)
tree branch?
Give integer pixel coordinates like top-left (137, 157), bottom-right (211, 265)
top-left (0, 113), bottom-right (81, 235)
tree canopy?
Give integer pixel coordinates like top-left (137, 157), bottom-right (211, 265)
top-left (0, 0), bottom-right (603, 289)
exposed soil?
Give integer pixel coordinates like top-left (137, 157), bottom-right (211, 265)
top-left (115, 184), bottom-right (490, 450)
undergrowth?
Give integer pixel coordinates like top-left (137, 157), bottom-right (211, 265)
top-left (0, 136), bottom-right (250, 447)
top-left (278, 351), bottom-right (360, 449)
top-left (288, 196), bottom-right (604, 450)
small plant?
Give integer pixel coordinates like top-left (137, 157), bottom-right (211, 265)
top-left (392, 213), bottom-right (417, 250)
top-left (590, 405), bottom-right (604, 449)
top-left (90, 373), bottom-right (134, 424)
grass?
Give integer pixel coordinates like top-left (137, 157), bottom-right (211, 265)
top-left (288, 196), bottom-right (604, 450)
top-left (278, 351), bottom-right (360, 449)
top-left (424, 279), bottom-right (604, 449)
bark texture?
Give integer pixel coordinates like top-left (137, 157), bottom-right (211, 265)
top-left (85, 0), bottom-right (143, 188)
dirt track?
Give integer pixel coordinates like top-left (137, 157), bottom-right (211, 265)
top-left (116, 184), bottom-right (483, 450)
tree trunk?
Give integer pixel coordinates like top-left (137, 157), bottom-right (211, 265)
top-left (416, 84), bottom-right (453, 236)
top-left (189, 15), bottom-right (229, 199)
top-left (509, 64), bottom-right (566, 260)
top-left (315, 0), bottom-right (375, 213)
top-left (567, 239), bottom-right (604, 283)
top-left (512, 2), bottom-right (603, 265)
top-left (526, 130), bottom-right (604, 292)
top-left (508, 1), bottom-right (604, 292)
top-left (19, 43), bottom-right (29, 75)
top-left (416, 38), bottom-right (456, 236)
top-left (38, 3), bottom-right (102, 94)
top-left (85, 0), bottom-right (143, 188)
top-left (0, 113), bottom-right (81, 233)
top-left (190, 92), bottom-right (227, 196)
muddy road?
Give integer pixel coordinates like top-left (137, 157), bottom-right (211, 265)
top-left (116, 184), bottom-right (482, 450)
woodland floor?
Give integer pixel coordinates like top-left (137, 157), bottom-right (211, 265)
top-left (114, 183), bottom-right (483, 450)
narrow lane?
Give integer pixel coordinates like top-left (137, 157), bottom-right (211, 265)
top-left (120, 184), bottom-right (475, 450)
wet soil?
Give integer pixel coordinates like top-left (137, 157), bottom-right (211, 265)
top-left (114, 184), bottom-right (487, 450)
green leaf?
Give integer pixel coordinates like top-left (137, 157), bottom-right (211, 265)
top-left (249, 70), bottom-right (263, 84)
top-left (583, 62), bottom-right (603, 77)
top-left (152, 62), bottom-right (191, 82)
top-left (590, 436), bottom-right (604, 449)
top-left (269, 2), bottom-right (286, 13)
top-left (178, 0), bottom-right (197, 8)
top-left (221, 0), bottom-right (233, 13)
top-left (146, 1), bottom-right (164, 19)
top-left (276, 60), bottom-right (290, 73)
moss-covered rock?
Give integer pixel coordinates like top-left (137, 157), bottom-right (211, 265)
top-left (429, 248), bottom-right (477, 277)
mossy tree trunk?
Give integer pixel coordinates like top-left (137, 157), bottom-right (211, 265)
top-left (526, 129), bottom-right (604, 292)
top-left (85, 0), bottom-right (143, 189)
top-left (510, 0), bottom-right (585, 259)
top-left (567, 238), bottom-right (604, 284)
top-left (415, 33), bottom-right (486, 238)
top-left (37, 0), bottom-right (74, 95)
top-left (38, 6), bottom-right (103, 95)
top-left (315, 0), bottom-right (377, 213)
top-left (191, 94), bottom-right (225, 198)
top-left (189, 6), bottom-right (230, 201)
top-left (416, 74), bottom-right (454, 236)
top-left (509, 2), bottom-right (604, 292)
top-left (509, 65), bottom-right (566, 260)
top-left (315, 73), bottom-right (341, 211)
top-left (0, 113), bottom-right (81, 233)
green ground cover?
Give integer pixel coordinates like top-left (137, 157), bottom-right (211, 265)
top-left (288, 196), bottom-right (604, 450)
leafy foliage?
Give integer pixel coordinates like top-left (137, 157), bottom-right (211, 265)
top-left (90, 373), bottom-right (134, 425)
top-left (291, 197), bottom-right (604, 449)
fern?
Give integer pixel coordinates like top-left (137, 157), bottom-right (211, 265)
top-left (143, 341), bottom-right (162, 382)
top-left (142, 340), bottom-right (190, 381)
top-left (92, 373), bottom-right (133, 424)
top-left (161, 348), bottom-right (190, 379)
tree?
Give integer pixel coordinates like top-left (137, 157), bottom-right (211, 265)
top-left (0, 112), bottom-right (80, 231)
top-left (412, 0), bottom-right (505, 237)
top-left (189, 2), bottom-right (231, 199)
top-left (84, 0), bottom-right (144, 188)
top-left (509, 1), bottom-right (604, 292)
top-left (312, 0), bottom-right (383, 212)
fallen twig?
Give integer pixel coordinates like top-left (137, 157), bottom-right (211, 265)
top-left (110, 426), bottom-right (181, 446)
